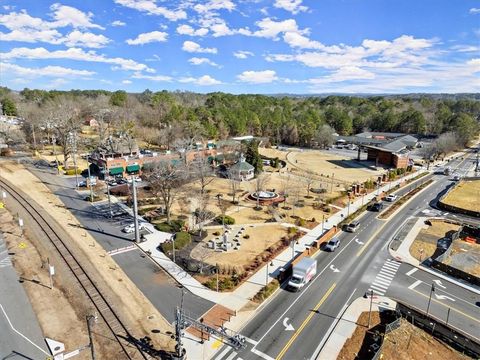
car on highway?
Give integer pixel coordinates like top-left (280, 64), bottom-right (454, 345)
top-left (324, 238), bottom-right (340, 252)
top-left (385, 194), bottom-right (398, 202)
top-left (345, 220), bottom-right (360, 232)
top-left (122, 222), bottom-right (147, 233)
top-left (368, 202), bottom-right (384, 212)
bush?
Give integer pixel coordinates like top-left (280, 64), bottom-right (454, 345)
top-left (110, 184), bottom-right (129, 196)
top-left (296, 218), bottom-right (306, 227)
top-left (203, 276), bottom-right (236, 291)
top-left (161, 231), bottom-right (191, 252)
top-left (213, 231), bottom-right (220, 236)
top-left (215, 215), bottom-right (235, 225)
top-left (253, 279), bottom-right (279, 302)
top-left (243, 234), bottom-right (250, 239)
top-left (323, 207), bottom-right (331, 213)
top-left (288, 227), bottom-right (298, 235)
top-left (64, 168), bottom-right (82, 175)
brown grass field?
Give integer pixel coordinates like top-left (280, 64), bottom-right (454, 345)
top-left (442, 179), bottom-right (480, 213)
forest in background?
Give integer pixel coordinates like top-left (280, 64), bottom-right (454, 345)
top-left (0, 87), bottom-right (479, 151)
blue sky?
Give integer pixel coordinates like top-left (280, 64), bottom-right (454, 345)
top-left (1, 0), bottom-right (479, 94)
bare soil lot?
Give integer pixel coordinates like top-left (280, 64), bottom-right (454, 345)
top-left (444, 239), bottom-right (480, 277)
top-left (442, 179), bottom-right (480, 213)
top-left (339, 312), bottom-right (470, 360)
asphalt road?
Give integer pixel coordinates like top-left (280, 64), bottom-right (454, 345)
top-left (27, 167), bottom-right (214, 323)
top-left (0, 235), bottom-right (50, 359)
top-left (215, 153), bottom-right (480, 360)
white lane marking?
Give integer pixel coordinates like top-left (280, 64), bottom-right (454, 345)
top-left (214, 346), bottom-right (231, 360)
top-left (245, 337), bottom-right (258, 346)
top-left (383, 260), bottom-right (401, 268)
top-left (386, 259), bottom-right (402, 265)
top-left (371, 281), bottom-right (389, 289)
top-left (433, 279), bottom-right (446, 289)
top-left (405, 268), bottom-right (418, 276)
top-left (251, 347), bottom-right (275, 360)
top-left (382, 263), bottom-right (400, 271)
top-left (311, 288), bottom-right (357, 359)
top-left (375, 273), bottom-right (394, 282)
top-left (369, 288), bottom-right (385, 296)
top-left (408, 280), bottom-right (422, 290)
top-left (377, 270), bottom-right (395, 278)
top-left (434, 293), bottom-right (456, 302)
top-left (379, 267), bottom-right (397, 276)
top-left (370, 284), bottom-right (387, 293)
top-left (225, 351), bottom-right (237, 360)
top-left (0, 304), bottom-right (50, 356)
top-left (373, 277), bottom-right (391, 285)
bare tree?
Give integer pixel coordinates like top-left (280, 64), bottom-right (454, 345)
top-left (190, 153), bottom-right (215, 195)
top-left (418, 142), bottom-right (438, 169)
top-left (227, 169), bottom-right (240, 204)
top-left (192, 192), bottom-right (211, 234)
top-left (253, 172), bottom-right (270, 209)
top-left (434, 132), bottom-right (460, 158)
top-left (315, 124), bottom-right (335, 149)
top-left (304, 171), bottom-right (316, 198)
top-left (143, 161), bottom-right (187, 224)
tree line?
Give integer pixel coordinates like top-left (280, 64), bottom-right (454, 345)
top-left (1, 87), bottom-right (479, 152)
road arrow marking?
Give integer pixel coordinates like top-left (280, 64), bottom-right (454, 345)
top-left (354, 238), bottom-right (364, 245)
top-left (283, 318), bottom-right (294, 331)
top-left (433, 279), bottom-right (446, 289)
top-left (330, 265), bottom-right (340, 273)
top-left (434, 293), bottom-right (455, 302)
top-left (408, 280), bottom-right (422, 290)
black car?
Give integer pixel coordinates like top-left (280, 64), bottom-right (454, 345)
top-left (368, 202), bottom-right (384, 212)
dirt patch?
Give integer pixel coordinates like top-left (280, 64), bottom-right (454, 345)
top-left (0, 161), bottom-right (175, 354)
top-left (338, 313), bottom-right (469, 360)
top-left (443, 239), bottom-right (480, 276)
top-left (186, 304), bottom-right (235, 340)
top-left (410, 220), bottom-right (461, 261)
top-left (381, 319), bottom-right (470, 360)
top-left (442, 179), bottom-right (480, 213)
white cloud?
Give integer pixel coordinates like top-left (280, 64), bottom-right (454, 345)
top-left (188, 57), bottom-right (219, 67)
top-left (63, 30), bottom-right (110, 48)
top-left (132, 72), bottom-right (172, 81)
top-left (111, 20), bottom-right (126, 26)
top-left (49, 3), bottom-right (104, 29)
top-left (122, 80), bottom-right (132, 84)
top-left (251, 18), bottom-right (305, 39)
top-left (182, 41), bottom-right (217, 53)
top-left (126, 31), bottom-right (168, 45)
top-left (179, 75), bottom-right (222, 85)
top-left (114, 0), bottom-right (186, 21)
top-left (1, 62), bottom-right (95, 78)
top-left (274, 0), bottom-right (308, 14)
top-left (176, 24), bottom-right (209, 36)
top-left (469, 8), bottom-right (480, 14)
top-left (307, 67), bottom-right (375, 84)
top-left (1, 47), bottom-right (154, 72)
top-left (233, 50), bottom-right (254, 59)
top-left (237, 70), bottom-right (278, 83)
top-left (193, 0), bottom-right (235, 14)
top-left (283, 31), bottom-right (324, 49)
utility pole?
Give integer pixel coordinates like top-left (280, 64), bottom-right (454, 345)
top-left (105, 172), bottom-right (113, 218)
top-left (71, 132), bottom-right (79, 189)
top-left (131, 174), bottom-right (140, 243)
top-left (368, 289), bottom-right (374, 327)
top-left (86, 154), bottom-right (94, 202)
top-left (52, 135), bottom-right (60, 175)
top-left (426, 283), bottom-right (435, 317)
top-left (321, 214), bottom-right (325, 234)
top-left (32, 123), bottom-right (37, 154)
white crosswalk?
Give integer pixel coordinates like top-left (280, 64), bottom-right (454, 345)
top-left (368, 259), bottom-right (401, 296)
top-left (0, 257), bottom-right (12, 268)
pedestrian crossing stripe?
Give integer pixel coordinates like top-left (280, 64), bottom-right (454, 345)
top-left (212, 339), bottom-right (223, 350)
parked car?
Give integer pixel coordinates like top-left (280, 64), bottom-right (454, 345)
top-left (368, 202), bottom-right (384, 212)
top-left (385, 194), bottom-right (398, 202)
top-left (345, 220), bottom-right (360, 232)
top-left (107, 179), bottom-right (118, 186)
top-left (452, 175), bottom-right (461, 181)
top-left (127, 176), bottom-right (142, 184)
top-left (78, 180), bottom-right (87, 187)
top-left (325, 238), bottom-right (340, 252)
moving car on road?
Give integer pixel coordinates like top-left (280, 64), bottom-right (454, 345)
top-left (325, 238), bottom-right (340, 252)
top-left (345, 220), bottom-right (360, 232)
top-left (368, 202), bottom-right (384, 212)
top-left (385, 194), bottom-right (398, 202)
top-left (287, 257), bottom-right (317, 291)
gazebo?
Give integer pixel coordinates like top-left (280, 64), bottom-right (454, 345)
top-left (229, 154), bottom-right (254, 181)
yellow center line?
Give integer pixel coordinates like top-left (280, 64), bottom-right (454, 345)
top-left (276, 283), bottom-right (336, 360)
top-left (356, 222), bottom-right (385, 257)
top-left (411, 288), bottom-right (480, 325)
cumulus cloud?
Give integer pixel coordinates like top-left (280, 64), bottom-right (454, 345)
top-left (111, 20), bottom-right (126, 26)
top-left (469, 8), bottom-right (480, 14)
top-left (114, 0), bottom-right (186, 21)
top-left (233, 50), bottom-right (254, 59)
top-left (188, 57), bottom-right (219, 67)
top-left (251, 18), bottom-right (305, 39)
top-left (182, 41), bottom-right (217, 53)
top-left (126, 31), bottom-right (168, 45)
top-left (274, 0), bottom-right (308, 14)
top-left (132, 72), bottom-right (173, 81)
top-left (193, 0), bottom-right (235, 14)
top-left (237, 70), bottom-right (278, 83)
top-left (176, 24), bottom-right (209, 36)
top-left (122, 79), bottom-right (132, 84)
top-left (1, 62), bottom-right (95, 78)
top-left (49, 3), bottom-right (105, 29)
top-left (63, 30), bottom-right (110, 48)
top-left (1, 47), bottom-right (154, 72)
top-left (179, 75), bottom-right (222, 85)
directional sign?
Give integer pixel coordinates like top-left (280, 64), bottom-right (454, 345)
top-left (330, 265), bottom-right (340, 273)
top-left (434, 293), bottom-right (455, 302)
top-left (432, 279), bottom-right (446, 289)
top-left (283, 318), bottom-right (294, 331)
top-left (354, 238), bottom-right (364, 245)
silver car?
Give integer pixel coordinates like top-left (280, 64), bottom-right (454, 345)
top-left (325, 238), bottom-right (340, 252)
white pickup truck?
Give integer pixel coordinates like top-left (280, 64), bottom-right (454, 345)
top-left (288, 257), bottom-right (317, 291)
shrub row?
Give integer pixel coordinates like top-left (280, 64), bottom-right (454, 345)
top-left (160, 231), bottom-right (191, 252)
top-left (252, 279), bottom-right (280, 302)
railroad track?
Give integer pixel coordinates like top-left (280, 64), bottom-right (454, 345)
top-left (0, 178), bottom-right (149, 360)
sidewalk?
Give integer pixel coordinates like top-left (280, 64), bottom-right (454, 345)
top-left (316, 296), bottom-right (397, 360)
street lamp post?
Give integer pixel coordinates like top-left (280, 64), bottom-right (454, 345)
top-left (368, 289), bottom-right (374, 327)
top-left (131, 173), bottom-right (140, 243)
top-left (265, 261), bottom-right (274, 286)
top-left (86, 154), bottom-right (94, 202)
top-left (321, 214), bottom-right (325, 234)
top-left (70, 132), bottom-right (79, 189)
top-left (52, 135), bottom-right (60, 175)
top-left (347, 201), bottom-right (351, 218)
top-left (105, 174), bottom-right (113, 218)
top-left (426, 283), bottom-right (435, 317)
top-left (171, 234), bottom-right (176, 263)
top-left (216, 194), bottom-right (226, 248)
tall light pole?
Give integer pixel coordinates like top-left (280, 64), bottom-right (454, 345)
top-left (171, 234), bottom-right (176, 263)
top-left (321, 214), bottom-right (325, 234)
top-left (104, 168), bottom-right (113, 218)
top-left (52, 134), bottom-right (60, 175)
top-left (265, 261), bottom-right (274, 286)
top-left (368, 289), bottom-right (374, 327)
top-left (426, 282), bottom-right (435, 317)
top-left (131, 173), bottom-right (140, 243)
top-left (70, 131), bottom-right (79, 189)
top-left (86, 154), bottom-right (94, 202)
top-left (347, 200), bottom-right (351, 218)
top-left (216, 194), bottom-right (226, 248)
